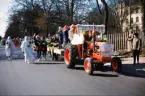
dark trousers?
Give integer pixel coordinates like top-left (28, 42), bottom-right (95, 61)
top-left (42, 51), bottom-right (47, 58)
top-left (37, 50), bottom-right (41, 59)
top-left (84, 42), bottom-right (88, 49)
top-left (133, 50), bottom-right (140, 63)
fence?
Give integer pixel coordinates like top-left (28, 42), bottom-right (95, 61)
top-left (107, 32), bottom-right (145, 51)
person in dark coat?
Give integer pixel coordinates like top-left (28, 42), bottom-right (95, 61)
top-left (58, 27), bottom-right (63, 48)
top-left (33, 34), bottom-right (42, 61)
top-left (132, 33), bottom-right (142, 65)
top-left (50, 34), bottom-right (59, 44)
top-left (41, 36), bottom-right (48, 60)
top-left (49, 34), bottom-right (59, 60)
top-left (62, 26), bottom-right (69, 47)
top-left (84, 30), bottom-right (93, 49)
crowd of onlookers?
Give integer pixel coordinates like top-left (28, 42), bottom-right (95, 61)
top-left (0, 25), bottom-right (73, 63)
top-left (1, 37), bottom-right (23, 47)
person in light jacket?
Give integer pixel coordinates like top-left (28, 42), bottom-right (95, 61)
top-left (132, 33), bottom-right (142, 65)
top-left (68, 24), bottom-right (75, 42)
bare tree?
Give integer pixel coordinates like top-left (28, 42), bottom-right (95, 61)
top-left (138, 0), bottom-right (145, 34)
top-left (96, 0), bottom-right (109, 34)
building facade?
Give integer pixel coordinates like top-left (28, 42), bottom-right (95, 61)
top-left (116, 2), bottom-right (143, 33)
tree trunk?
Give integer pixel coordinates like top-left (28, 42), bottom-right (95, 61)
top-left (96, 0), bottom-right (109, 34)
top-left (101, 0), bottom-right (109, 35)
top-left (142, 4), bottom-right (145, 35)
top-left (70, 0), bottom-right (75, 24)
top-left (46, 26), bottom-right (49, 37)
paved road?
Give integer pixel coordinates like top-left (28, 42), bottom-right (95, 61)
top-left (0, 45), bottom-right (145, 95)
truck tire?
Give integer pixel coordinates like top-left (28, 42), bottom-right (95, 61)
top-left (111, 57), bottom-right (122, 73)
top-left (84, 58), bottom-right (94, 75)
top-left (64, 45), bottom-right (77, 69)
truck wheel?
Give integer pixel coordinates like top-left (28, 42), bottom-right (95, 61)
top-left (111, 57), bottom-right (122, 73)
top-left (84, 58), bottom-right (94, 75)
top-left (64, 45), bottom-right (77, 69)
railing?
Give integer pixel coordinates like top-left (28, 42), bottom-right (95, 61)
top-left (107, 32), bottom-right (145, 51)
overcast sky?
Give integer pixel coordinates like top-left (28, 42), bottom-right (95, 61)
top-left (0, 0), bottom-right (13, 37)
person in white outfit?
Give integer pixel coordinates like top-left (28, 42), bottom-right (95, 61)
top-left (21, 36), bottom-right (35, 64)
top-left (5, 36), bottom-right (15, 59)
top-left (68, 24), bottom-right (75, 42)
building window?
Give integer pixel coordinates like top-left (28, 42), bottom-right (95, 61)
top-left (136, 17), bottom-right (139, 22)
top-left (125, 10), bottom-right (128, 15)
top-left (126, 19), bottom-right (128, 24)
top-left (136, 26), bottom-right (140, 32)
top-left (136, 26), bottom-right (139, 31)
top-left (136, 8), bottom-right (139, 13)
top-left (131, 18), bottom-right (133, 23)
top-left (130, 9), bottom-right (133, 14)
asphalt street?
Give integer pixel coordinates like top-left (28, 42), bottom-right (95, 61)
top-left (0, 45), bottom-right (145, 95)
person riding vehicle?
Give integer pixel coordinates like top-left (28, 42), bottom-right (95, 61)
top-left (84, 30), bottom-right (93, 49)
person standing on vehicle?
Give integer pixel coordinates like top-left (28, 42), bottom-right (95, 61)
top-left (132, 33), bottom-right (142, 65)
top-left (41, 36), bottom-right (48, 60)
top-left (58, 27), bottom-right (63, 48)
top-left (62, 25), bottom-right (69, 47)
top-left (68, 24), bottom-right (75, 42)
top-left (83, 30), bottom-right (93, 49)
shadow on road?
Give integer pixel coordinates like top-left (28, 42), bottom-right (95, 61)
top-left (75, 67), bottom-right (84, 70)
top-left (92, 73), bottom-right (119, 77)
top-left (74, 66), bottom-right (119, 77)
top-left (122, 63), bottom-right (145, 78)
top-left (74, 64), bottom-right (145, 78)
top-left (34, 62), bottom-right (64, 65)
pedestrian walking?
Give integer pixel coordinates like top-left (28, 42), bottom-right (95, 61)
top-left (41, 36), bottom-right (48, 60)
top-left (5, 36), bottom-right (15, 59)
top-left (21, 36), bottom-right (35, 64)
top-left (132, 33), bottom-right (142, 65)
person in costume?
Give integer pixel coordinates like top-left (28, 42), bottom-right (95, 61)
top-left (21, 36), bottom-right (35, 64)
top-left (5, 36), bottom-right (15, 59)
